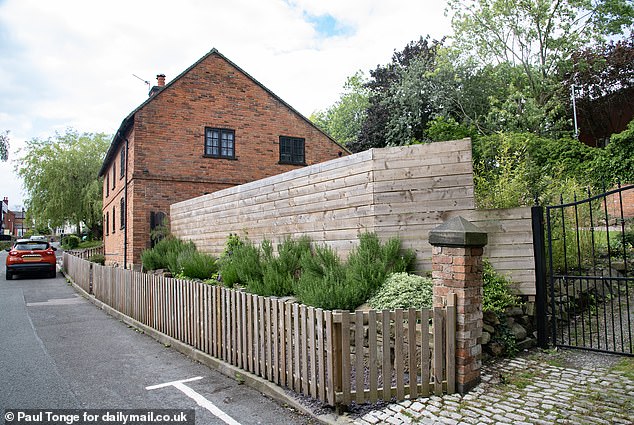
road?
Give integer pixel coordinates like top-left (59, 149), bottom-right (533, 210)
top-left (0, 251), bottom-right (315, 424)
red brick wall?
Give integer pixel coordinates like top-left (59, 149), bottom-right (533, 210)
top-left (103, 51), bottom-right (346, 267)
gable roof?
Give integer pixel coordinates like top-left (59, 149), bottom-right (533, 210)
top-left (99, 48), bottom-right (347, 177)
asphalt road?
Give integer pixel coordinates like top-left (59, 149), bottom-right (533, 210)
top-left (0, 251), bottom-right (315, 424)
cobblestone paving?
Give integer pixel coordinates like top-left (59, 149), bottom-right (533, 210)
top-left (351, 355), bottom-right (634, 425)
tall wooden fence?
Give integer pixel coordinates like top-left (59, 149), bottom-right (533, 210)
top-left (64, 253), bottom-right (457, 406)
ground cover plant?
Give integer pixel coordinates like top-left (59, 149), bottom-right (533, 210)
top-left (141, 235), bottom-right (217, 280)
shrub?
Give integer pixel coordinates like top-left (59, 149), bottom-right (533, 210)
top-left (178, 251), bottom-right (218, 280)
top-left (88, 254), bottom-right (106, 265)
top-left (345, 233), bottom-right (415, 302)
top-left (482, 259), bottom-right (520, 314)
top-left (249, 237), bottom-right (311, 297)
top-left (63, 235), bottom-right (80, 249)
top-left (140, 236), bottom-right (197, 274)
top-left (368, 272), bottom-right (433, 310)
top-left (218, 239), bottom-right (262, 288)
top-left (295, 244), bottom-right (353, 310)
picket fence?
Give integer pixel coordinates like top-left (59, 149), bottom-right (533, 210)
top-left (63, 253), bottom-right (457, 406)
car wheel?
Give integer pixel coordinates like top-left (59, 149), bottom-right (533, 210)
top-left (49, 269), bottom-right (57, 278)
top-left (6, 270), bottom-right (12, 280)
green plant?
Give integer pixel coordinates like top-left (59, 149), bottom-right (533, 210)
top-left (368, 272), bottom-right (433, 310)
top-left (345, 233), bottom-right (415, 299)
top-left (218, 239), bottom-right (262, 287)
top-left (248, 237), bottom-right (312, 297)
top-left (63, 235), bottom-right (81, 249)
top-left (482, 259), bottom-right (520, 314)
top-left (295, 244), bottom-right (353, 310)
top-left (178, 251), bottom-right (218, 280)
top-left (140, 236), bottom-right (197, 274)
top-left (88, 254), bottom-right (105, 265)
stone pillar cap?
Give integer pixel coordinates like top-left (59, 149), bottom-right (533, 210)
top-left (429, 216), bottom-right (487, 247)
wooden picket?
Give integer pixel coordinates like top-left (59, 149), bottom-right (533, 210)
top-left (63, 253), bottom-right (456, 406)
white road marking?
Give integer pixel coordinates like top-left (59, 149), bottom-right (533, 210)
top-left (27, 296), bottom-right (84, 307)
top-left (147, 377), bottom-right (241, 425)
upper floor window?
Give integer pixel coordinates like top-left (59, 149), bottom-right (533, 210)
top-left (204, 128), bottom-right (235, 159)
top-left (120, 198), bottom-right (126, 229)
top-left (112, 164), bottom-right (116, 189)
top-left (279, 136), bottom-right (305, 165)
top-left (120, 148), bottom-right (125, 178)
top-left (112, 206), bottom-right (116, 234)
top-left (106, 174), bottom-right (109, 197)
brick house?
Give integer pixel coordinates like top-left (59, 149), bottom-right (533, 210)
top-left (99, 49), bottom-right (347, 268)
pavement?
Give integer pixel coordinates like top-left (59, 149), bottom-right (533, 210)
top-left (346, 351), bottom-right (634, 425)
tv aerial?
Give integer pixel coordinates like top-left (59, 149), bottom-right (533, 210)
top-left (132, 74), bottom-right (151, 90)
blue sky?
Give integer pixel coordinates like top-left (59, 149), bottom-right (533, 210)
top-left (0, 0), bottom-right (450, 210)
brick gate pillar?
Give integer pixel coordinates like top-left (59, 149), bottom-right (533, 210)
top-left (429, 216), bottom-right (487, 394)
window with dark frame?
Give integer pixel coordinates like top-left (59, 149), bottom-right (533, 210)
top-left (106, 174), bottom-right (109, 197)
top-left (120, 148), bottom-right (125, 178)
top-left (120, 198), bottom-right (125, 229)
top-left (204, 127), bottom-right (235, 159)
top-left (112, 164), bottom-right (115, 189)
top-left (105, 212), bottom-right (109, 236)
top-left (279, 136), bottom-right (305, 165)
top-left (112, 206), bottom-right (116, 234)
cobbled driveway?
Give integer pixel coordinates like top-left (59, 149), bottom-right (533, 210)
top-left (350, 350), bottom-right (634, 425)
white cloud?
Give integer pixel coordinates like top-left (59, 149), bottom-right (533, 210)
top-left (0, 0), bottom-right (451, 208)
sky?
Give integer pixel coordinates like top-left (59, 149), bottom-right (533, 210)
top-left (0, 0), bottom-right (451, 211)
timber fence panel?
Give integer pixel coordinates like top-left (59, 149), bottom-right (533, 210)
top-left (64, 253), bottom-right (457, 408)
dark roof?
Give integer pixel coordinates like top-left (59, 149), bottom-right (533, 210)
top-left (99, 48), bottom-right (347, 176)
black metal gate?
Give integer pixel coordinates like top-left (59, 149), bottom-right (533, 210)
top-left (539, 184), bottom-right (634, 356)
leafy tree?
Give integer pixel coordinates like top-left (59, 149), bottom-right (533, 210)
top-left (447, 0), bottom-right (633, 137)
top-left (563, 36), bottom-right (634, 144)
top-left (350, 37), bottom-right (443, 152)
top-left (590, 118), bottom-right (634, 187)
top-left (16, 128), bottom-right (110, 237)
top-left (310, 71), bottom-right (369, 146)
top-left (0, 130), bottom-right (9, 161)
top-left (448, 0), bottom-right (634, 104)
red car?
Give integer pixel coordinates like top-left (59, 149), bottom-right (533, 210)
top-left (5, 239), bottom-right (58, 280)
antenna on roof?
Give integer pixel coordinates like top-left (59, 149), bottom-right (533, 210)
top-left (132, 74), bottom-right (151, 90)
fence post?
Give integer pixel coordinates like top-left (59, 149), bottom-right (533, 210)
top-left (531, 204), bottom-right (549, 348)
top-left (429, 216), bottom-right (487, 394)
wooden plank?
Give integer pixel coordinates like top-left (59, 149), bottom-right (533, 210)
top-left (368, 310), bottom-right (378, 403)
top-left (446, 293), bottom-right (456, 394)
top-left (279, 300), bottom-right (287, 387)
top-left (293, 303), bottom-right (301, 391)
top-left (285, 301), bottom-right (293, 387)
top-left (355, 310), bottom-right (365, 405)
top-left (433, 307), bottom-right (443, 396)
top-left (325, 310), bottom-right (335, 406)
top-left (420, 308), bottom-right (430, 396)
top-left (395, 309), bottom-right (404, 401)
top-left (300, 305), bottom-right (308, 394)
top-left (340, 312), bottom-right (350, 406)
top-left (316, 308), bottom-right (326, 403)
top-left (266, 297), bottom-right (272, 380)
top-left (273, 298), bottom-right (279, 385)
top-left (382, 310), bottom-right (391, 401)
top-left (247, 294), bottom-right (253, 372)
top-left (408, 308), bottom-right (418, 399)
top-left (309, 307), bottom-right (317, 398)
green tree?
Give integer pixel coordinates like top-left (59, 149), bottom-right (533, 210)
top-left (16, 128), bottom-right (110, 236)
top-left (448, 0), bottom-right (633, 104)
top-left (310, 71), bottom-right (369, 146)
top-left (0, 130), bottom-right (9, 161)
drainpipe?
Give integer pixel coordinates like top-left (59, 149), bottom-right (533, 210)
top-left (123, 137), bottom-right (129, 269)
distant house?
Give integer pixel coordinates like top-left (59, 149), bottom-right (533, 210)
top-left (99, 49), bottom-right (347, 268)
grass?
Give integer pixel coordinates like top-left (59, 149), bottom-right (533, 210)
top-left (77, 240), bottom-right (103, 249)
top-left (610, 357), bottom-right (634, 380)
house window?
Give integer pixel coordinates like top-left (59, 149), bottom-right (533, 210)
top-left (112, 206), bottom-right (116, 234)
top-left (204, 128), bottom-right (235, 159)
top-left (120, 149), bottom-right (125, 178)
top-left (106, 175), bottom-right (109, 197)
top-left (120, 198), bottom-right (125, 229)
top-left (105, 212), bottom-right (109, 236)
top-left (112, 164), bottom-right (116, 189)
top-left (279, 136), bottom-right (305, 165)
